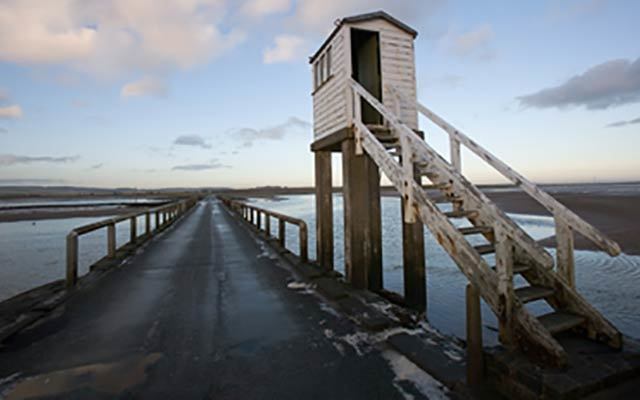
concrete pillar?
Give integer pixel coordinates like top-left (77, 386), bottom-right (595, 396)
top-left (342, 138), bottom-right (382, 291)
top-left (315, 151), bottom-right (334, 270)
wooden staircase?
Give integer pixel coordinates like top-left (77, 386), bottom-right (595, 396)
top-left (348, 78), bottom-right (623, 366)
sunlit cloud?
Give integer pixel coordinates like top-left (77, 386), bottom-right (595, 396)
top-left (263, 35), bottom-right (306, 64)
top-left (0, 105), bottom-right (23, 119)
top-left (121, 77), bottom-right (167, 98)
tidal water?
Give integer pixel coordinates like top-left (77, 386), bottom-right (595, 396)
top-left (0, 214), bottom-right (155, 302)
top-left (249, 194), bottom-right (640, 345)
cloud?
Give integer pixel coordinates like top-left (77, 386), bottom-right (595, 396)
top-left (0, 0), bottom-right (246, 77)
top-left (0, 105), bottom-right (23, 119)
top-left (90, 163), bottom-right (104, 169)
top-left (172, 159), bottom-right (229, 171)
top-left (121, 76), bottom-right (167, 98)
top-left (606, 116), bottom-right (640, 128)
top-left (0, 88), bottom-right (8, 102)
top-left (264, 35), bottom-right (306, 64)
top-left (518, 57), bottom-right (640, 110)
top-left (0, 154), bottom-right (80, 166)
top-left (0, 127), bottom-right (7, 134)
top-left (173, 134), bottom-right (211, 149)
top-left (444, 24), bottom-right (495, 60)
top-left (242, 0), bottom-right (291, 18)
top-left (233, 117), bottom-right (310, 148)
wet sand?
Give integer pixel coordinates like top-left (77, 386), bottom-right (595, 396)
top-left (486, 191), bottom-right (640, 256)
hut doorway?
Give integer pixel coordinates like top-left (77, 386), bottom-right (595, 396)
top-left (351, 28), bottom-right (383, 125)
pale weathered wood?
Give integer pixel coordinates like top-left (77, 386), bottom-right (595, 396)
top-left (495, 225), bottom-right (515, 346)
top-left (315, 151), bottom-right (334, 270)
top-left (355, 79), bottom-right (554, 270)
top-left (450, 136), bottom-right (461, 171)
top-left (466, 284), bottom-right (484, 386)
top-left (415, 100), bottom-right (621, 256)
top-left (555, 215), bottom-right (576, 289)
top-left (342, 137), bottom-right (383, 290)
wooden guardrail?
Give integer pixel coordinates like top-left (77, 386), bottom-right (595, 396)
top-left (220, 198), bottom-right (308, 262)
top-left (66, 197), bottom-right (199, 288)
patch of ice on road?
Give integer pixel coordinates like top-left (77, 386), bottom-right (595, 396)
top-left (382, 350), bottom-right (449, 400)
top-left (319, 302), bottom-right (341, 318)
top-left (443, 349), bottom-right (462, 362)
top-left (286, 281), bottom-right (313, 292)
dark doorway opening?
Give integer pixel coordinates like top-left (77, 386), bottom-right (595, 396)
top-left (351, 28), bottom-right (383, 125)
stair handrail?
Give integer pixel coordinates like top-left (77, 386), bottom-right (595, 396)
top-left (387, 85), bottom-right (621, 258)
top-left (349, 77), bottom-right (554, 271)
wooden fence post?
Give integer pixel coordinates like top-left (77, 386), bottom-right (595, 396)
top-left (130, 216), bottom-right (137, 243)
top-left (155, 212), bottom-right (160, 230)
top-left (466, 283), bottom-right (484, 386)
top-left (279, 219), bottom-right (286, 247)
top-left (108, 223), bottom-right (116, 258)
top-left (257, 211), bottom-right (262, 230)
top-left (145, 212), bottom-right (151, 235)
top-left (300, 223), bottom-right (308, 262)
top-left (66, 232), bottom-right (78, 288)
top-left (265, 215), bottom-right (271, 237)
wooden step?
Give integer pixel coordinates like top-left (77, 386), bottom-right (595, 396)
top-left (515, 286), bottom-right (555, 303)
top-left (444, 210), bottom-right (479, 219)
top-left (537, 311), bottom-right (586, 335)
top-left (491, 263), bottom-right (531, 275)
top-left (422, 183), bottom-right (451, 191)
top-left (474, 244), bottom-right (495, 255)
top-left (458, 226), bottom-right (492, 235)
top-left (435, 195), bottom-right (463, 204)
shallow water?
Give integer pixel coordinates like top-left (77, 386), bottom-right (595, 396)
top-left (0, 215), bottom-right (155, 302)
top-left (249, 194), bottom-right (640, 344)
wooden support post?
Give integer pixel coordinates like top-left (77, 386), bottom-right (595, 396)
top-left (555, 215), bottom-right (576, 289)
top-left (257, 211), bottom-right (262, 230)
top-left (107, 224), bottom-right (116, 258)
top-left (155, 212), bottom-right (160, 230)
top-left (145, 212), bottom-right (151, 235)
top-left (130, 217), bottom-right (137, 244)
top-left (265, 215), bottom-right (271, 237)
top-left (466, 283), bottom-right (484, 386)
top-left (342, 137), bottom-right (382, 291)
top-left (495, 226), bottom-right (515, 346)
top-left (66, 232), bottom-right (78, 288)
top-left (402, 162), bottom-right (426, 311)
top-left (315, 151), bottom-right (334, 270)
top-left (278, 219), bottom-right (286, 247)
top-left (300, 223), bottom-right (308, 262)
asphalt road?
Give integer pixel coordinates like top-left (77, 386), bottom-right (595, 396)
top-left (0, 199), bottom-right (438, 399)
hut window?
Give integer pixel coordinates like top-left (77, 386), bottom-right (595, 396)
top-left (313, 47), bottom-right (332, 90)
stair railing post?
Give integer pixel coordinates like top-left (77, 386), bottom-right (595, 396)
top-left (400, 132), bottom-right (416, 223)
top-left (353, 87), bottom-right (363, 156)
top-left (555, 215), bottom-right (576, 289)
top-left (495, 225), bottom-right (515, 346)
top-left (450, 136), bottom-right (461, 171)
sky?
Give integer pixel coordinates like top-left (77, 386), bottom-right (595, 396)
top-left (0, 0), bottom-right (639, 189)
